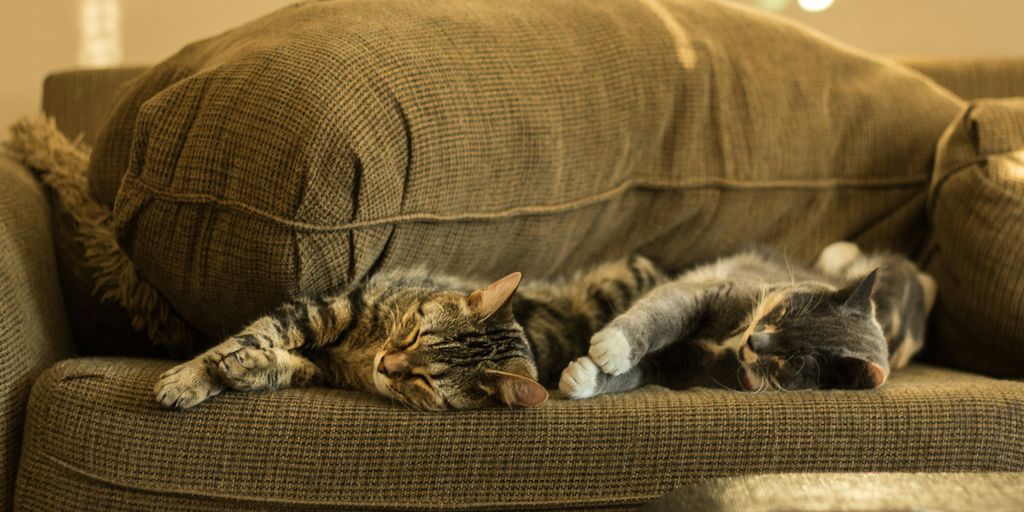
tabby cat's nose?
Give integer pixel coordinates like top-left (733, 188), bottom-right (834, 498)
top-left (378, 353), bottom-right (410, 378)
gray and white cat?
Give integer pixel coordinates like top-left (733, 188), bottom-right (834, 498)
top-left (559, 242), bottom-right (937, 399)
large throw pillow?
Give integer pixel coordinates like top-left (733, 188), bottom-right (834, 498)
top-left (89, 0), bottom-right (963, 339)
top-left (925, 98), bottom-right (1024, 377)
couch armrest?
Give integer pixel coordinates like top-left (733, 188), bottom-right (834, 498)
top-left (42, 67), bottom-right (149, 146)
top-left (0, 156), bottom-right (75, 510)
top-left (902, 57), bottom-right (1024, 100)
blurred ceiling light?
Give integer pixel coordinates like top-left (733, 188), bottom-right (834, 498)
top-left (756, 0), bottom-right (791, 12)
top-left (797, 0), bottom-right (834, 12)
top-left (78, 0), bottom-right (123, 67)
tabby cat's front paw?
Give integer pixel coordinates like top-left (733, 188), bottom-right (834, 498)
top-left (559, 357), bottom-right (604, 399)
top-left (218, 347), bottom-right (281, 391)
top-left (589, 327), bottom-right (633, 376)
top-left (154, 363), bottom-right (222, 409)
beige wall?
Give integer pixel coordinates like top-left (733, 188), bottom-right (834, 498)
top-left (1, 0), bottom-right (1022, 133)
top-left (748, 0), bottom-right (1024, 58)
top-left (1, 0), bottom-right (293, 134)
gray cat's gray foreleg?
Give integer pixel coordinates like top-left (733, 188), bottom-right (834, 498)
top-left (587, 282), bottom-right (704, 375)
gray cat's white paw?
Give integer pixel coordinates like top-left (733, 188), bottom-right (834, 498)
top-left (154, 363), bottom-right (221, 409)
top-left (589, 327), bottom-right (633, 376)
top-left (559, 357), bottom-right (601, 399)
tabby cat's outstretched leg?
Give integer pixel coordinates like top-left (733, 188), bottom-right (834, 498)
top-left (217, 347), bottom-right (324, 392)
top-left (155, 292), bottom-right (355, 409)
top-left (587, 283), bottom-right (707, 376)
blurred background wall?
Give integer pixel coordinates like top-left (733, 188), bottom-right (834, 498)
top-left (2, 0), bottom-right (1023, 133)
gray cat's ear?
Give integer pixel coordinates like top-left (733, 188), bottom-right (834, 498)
top-left (834, 357), bottom-right (888, 389)
top-left (841, 269), bottom-right (878, 313)
top-left (468, 272), bottom-right (522, 322)
top-left (485, 369), bottom-right (548, 407)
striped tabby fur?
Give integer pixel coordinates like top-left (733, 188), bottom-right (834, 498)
top-left (560, 242), bottom-right (937, 399)
top-left (155, 256), bottom-right (665, 410)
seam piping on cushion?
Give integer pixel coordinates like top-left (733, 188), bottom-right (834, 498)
top-left (32, 450), bottom-right (654, 510)
top-left (119, 173), bottom-right (929, 234)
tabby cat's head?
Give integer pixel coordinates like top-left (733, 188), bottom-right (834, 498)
top-left (371, 273), bottom-right (548, 411)
top-left (736, 270), bottom-right (890, 391)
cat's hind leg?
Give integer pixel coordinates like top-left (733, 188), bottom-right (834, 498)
top-left (815, 241), bottom-right (864, 277)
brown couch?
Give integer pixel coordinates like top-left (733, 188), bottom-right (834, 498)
top-left (0, 57), bottom-right (1022, 511)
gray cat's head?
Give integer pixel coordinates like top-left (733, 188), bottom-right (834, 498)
top-left (371, 273), bottom-right (548, 411)
top-left (736, 271), bottom-right (889, 391)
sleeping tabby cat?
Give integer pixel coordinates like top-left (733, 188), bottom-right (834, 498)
top-left (154, 256), bottom-right (665, 410)
top-left (559, 242), bottom-right (937, 399)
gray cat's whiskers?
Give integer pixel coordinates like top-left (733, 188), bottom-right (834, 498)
top-left (783, 251), bottom-right (796, 286)
top-left (755, 376), bottom-right (769, 393)
top-left (709, 370), bottom-right (739, 392)
top-left (807, 357), bottom-right (821, 381)
top-left (800, 293), bottom-right (826, 319)
top-left (788, 355), bottom-right (810, 384)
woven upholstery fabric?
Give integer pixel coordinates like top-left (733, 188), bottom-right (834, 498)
top-left (925, 99), bottom-right (1024, 377)
top-left (42, 67), bottom-right (161, 356)
top-left (0, 157), bottom-right (75, 510)
top-left (905, 58), bottom-right (1024, 101)
top-left (15, 359), bottom-right (1024, 511)
top-left (51, 206), bottom-right (163, 357)
top-left (42, 68), bottom-right (148, 147)
top-left (643, 472), bottom-right (1024, 512)
top-left (87, 0), bottom-right (962, 339)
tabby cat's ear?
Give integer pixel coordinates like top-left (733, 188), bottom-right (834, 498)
top-left (468, 272), bottom-right (522, 322)
top-left (834, 356), bottom-right (888, 389)
top-left (485, 369), bottom-right (548, 407)
top-left (840, 269), bottom-right (878, 313)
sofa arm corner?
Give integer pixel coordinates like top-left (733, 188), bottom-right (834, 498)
top-left (0, 153), bottom-right (75, 509)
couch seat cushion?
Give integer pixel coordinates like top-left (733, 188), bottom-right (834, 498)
top-left (16, 359), bottom-right (1024, 511)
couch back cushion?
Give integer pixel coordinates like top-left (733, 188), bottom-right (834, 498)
top-left (88, 0), bottom-right (962, 338)
top-left (925, 98), bottom-right (1024, 377)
